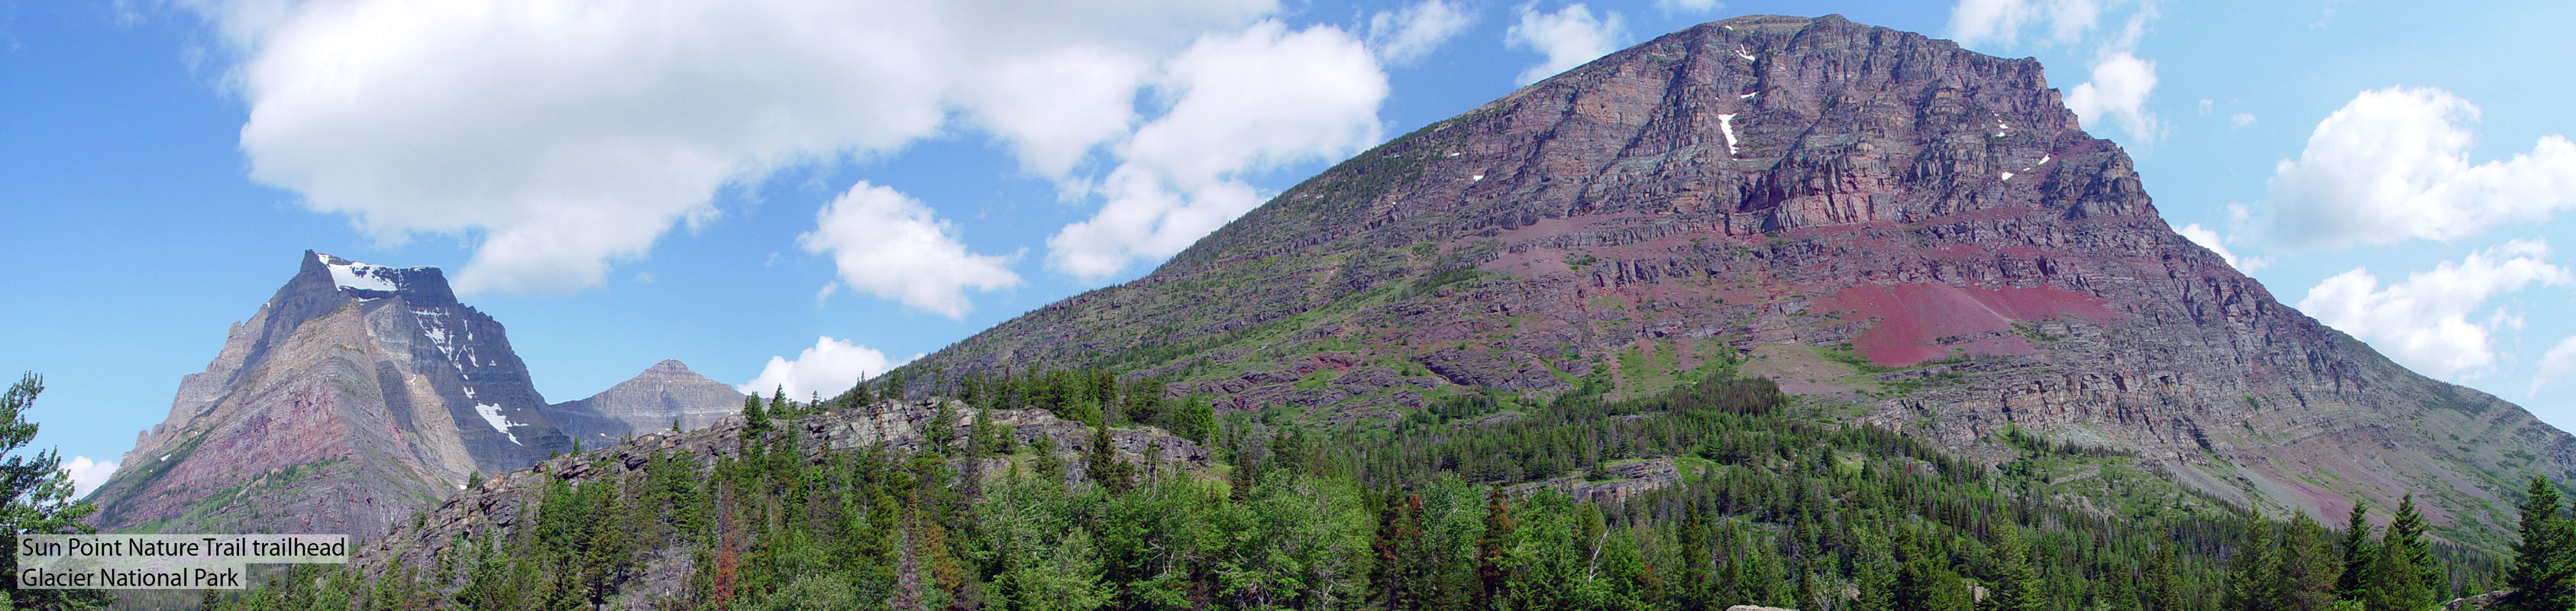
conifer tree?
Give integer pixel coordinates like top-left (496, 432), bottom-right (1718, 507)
top-left (2226, 515), bottom-right (2277, 611)
top-left (2369, 494), bottom-right (2436, 611)
top-left (2337, 499), bottom-right (2375, 603)
top-left (2274, 511), bottom-right (2341, 611)
top-left (1082, 421), bottom-right (1133, 493)
top-left (2148, 541), bottom-right (2189, 611)
top-left (0, 373), bottom-right (112, 610)
top-left (770, 386), bottom-right (789, 419)
top-left (2506, 477), bottom-right (2574, 611)
top-left (1475, 487), bottom-right (1512, 610)
top-left (742, 393), bottom-right (769, 435)
top-left (1989, 523), bottom-right (2042, 611)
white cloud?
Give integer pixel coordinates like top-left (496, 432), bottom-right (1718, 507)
top-left (799, 182), bottom-right (1019, 319)
top-left (1947, 0), bottom-right (2110, 49)
top-left (2196, 99), bottom-right (2213, 116)
top-left (183, 0), bottom-right (1282, 295)
top-left (64, 456), bottom-right (117, 499)
top-left (740, 336), bottom-right (907, 399)
top-left (2264, 87), bottom-right (2576, 250)
top-left (2232, 112), bottom-right (2257, 127)
top-left (1047, 21), bottom-right (1388, 278)
top-left (2297, 239), bottom-right (2573, 380)
top-left (1653, 0), bottom-right (1721, 12)
top-left (2534, 335), bottom-right (2576, 396)
top-left (2063, 51), bottom-right (2160, 142)
top-left (1366, 0), bottom-right (1473, 66)
top-left (1504, 2), bottom-right (1625, 86)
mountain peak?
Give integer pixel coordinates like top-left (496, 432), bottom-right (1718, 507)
top-left (903, 12), bottom-right (2572, 544)
top-left (294, 250), bottom-right (454, 302)
top-left (645, 359), bottom-right (694, 375)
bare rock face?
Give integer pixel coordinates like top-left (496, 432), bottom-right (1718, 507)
top-left (543, 360), bottom-right (746, 445)
top-left (903, 15), bottom-right (2576, 544)
top-left (91, 251), bottom-right (574, 537)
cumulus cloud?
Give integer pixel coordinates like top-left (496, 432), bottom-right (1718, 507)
top-left (2264, 87), bottom-right (2576, 250)
top-left (740, 336), bottom-right (907, 399)
top-left (1366, 0), bottom-right (1473, 66)
top-left (2232, 112), bottom-right (2257, 127)
top-left (799, 182), bottom-right (1020, 319)
top-left (1504, 2), bottom-right (1625, 85)
top-left (64, 456), bottom-right (117, 499)
top-left (1947, 0), bottom-right (2110, 49)
top-left (181, 0), bottom-right (1282, 295)
top-left (2297, 239), bottom-right (2573, 380)
top-left (2063, 52), bottom-right (2160, 142)
top-left (2535, 335), bottom-right (2576, 396)
top-left (1046, 21), bottom-right (1388, 278)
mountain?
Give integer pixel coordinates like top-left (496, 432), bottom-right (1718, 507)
top-left (92, 252), bottom-right (741, 538)
top-left (92, 251), bottom-right (572, 535)
top-left (902, 14), bottom-right (2576, 544)
top-left (545, 360), bottom-right (746, 445)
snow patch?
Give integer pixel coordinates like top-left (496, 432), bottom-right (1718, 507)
top-left (158, 454), bottom-right (170, 462)
top-left (472, 403), bottom-right (521, 445)
top-left (2000, 171), bottom-right (2015, 181)
top-left (315, 253), bottom-right (408, 293)
top-left (1471, 174), bottom-right (1485, 182)
top-left (2039, 155), bottom-right (2051, 164)
top-left (1718, 114), bottom-right (1741, 155)
top-left (1738, 92), bottom-right (1758, 99)
top-left (1734, 49), bottom-right (1755, 61)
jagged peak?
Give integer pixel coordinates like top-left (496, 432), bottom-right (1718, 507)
top-left (644, 359), bottom-right (695, 376)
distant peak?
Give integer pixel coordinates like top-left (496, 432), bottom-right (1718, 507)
top-left (646, 360), bottom-right (693, 374)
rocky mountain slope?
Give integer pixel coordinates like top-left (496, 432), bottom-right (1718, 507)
top-left (902, 14), bottom-right (2576, 545)
top-left (90, 252), bottom-right (737, 537)
top-left (546, 360), bottom-right (745, 445)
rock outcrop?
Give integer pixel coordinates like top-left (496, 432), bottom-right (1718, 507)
top-left (899, 15), bottom-right (2576, 545)
top-left (92, 252), bottom-right (579, 536)
top-left (543, 360), bottom-right (745, 445)
top-left (351, 398), bottom-right (1207, 605)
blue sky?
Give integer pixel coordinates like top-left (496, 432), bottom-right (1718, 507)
top-left (5, 0), bottom-right (2574, 497)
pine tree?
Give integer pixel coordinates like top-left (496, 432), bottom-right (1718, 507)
top-left (2506, 477), bottom-right (2574, 611)
top-left (2337, 499), bottom-right (2375, 603)
top-left (1082, 421), bottom-right (1133, 493)
top-left (924, 399), bottom-right (958, 454)
top-left (1475, 487), bottom-right (1513, 610)
top-left (1989, 523), bottom-right (2043, 611)
top-left (2368, 494), bottom-right (2436, 611)
top-left (0, 373), bottom-right (112, 610)
top-left (770, 386), bottom-right (790, 419)
top-left (2274, 511), bottom-right (2341, 611)
top-left (742, 393), bottom-right (769, 436)
top-left (2226, 515), bottom-right (2277, 611)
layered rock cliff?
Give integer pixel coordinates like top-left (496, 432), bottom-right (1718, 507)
top-left (93, 252), bottom-right (576, 535)
top-left (902, 15), bottom-right (2576, 544)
